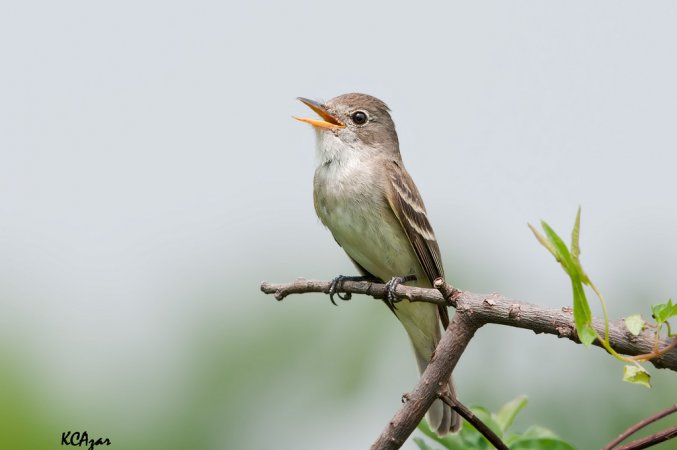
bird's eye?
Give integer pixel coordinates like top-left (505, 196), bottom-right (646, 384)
top-left (351, 111), bottom-right (368, 125)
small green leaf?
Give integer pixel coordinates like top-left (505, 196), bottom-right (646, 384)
top-left (529, 223), bottom-right (560, 261)
top-left (624, 314), bottom-right (645, 336)
top-left (494, 395), bottom-right (528, 433)
top-left (569, 208), bottom-right (590, 284)
top-left (652, 299), bottom-right (676, 324)
top-left (571, 207), bottom-right (581, 260)
top-left (623, 365), bottom-right (651, 388)
top-left (571, 279), bottom-right (596, 346)
top-left (541, 221), bottom-right (573, 275)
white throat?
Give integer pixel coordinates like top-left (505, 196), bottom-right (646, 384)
top-left (315, 129), bottom-right (362, 165)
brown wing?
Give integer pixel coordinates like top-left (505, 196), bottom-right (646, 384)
top-left (385, 160), bottom-right (449, 327)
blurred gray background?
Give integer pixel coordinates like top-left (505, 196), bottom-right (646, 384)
top-left (1, 1), bottom-right (676, 449)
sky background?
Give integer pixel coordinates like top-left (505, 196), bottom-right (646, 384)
top-left (1, 1), bottom-right (676, 449)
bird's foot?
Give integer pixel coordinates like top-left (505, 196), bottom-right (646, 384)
top-left (327, 275), bottom-right (376, 305)
top-left (384, 274), bottom-right (417, 309)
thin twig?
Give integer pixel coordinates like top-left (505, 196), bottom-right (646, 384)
top-left (439, 393), bottom-right (508, 450)
top-left (631, 338), bottom-right (677, 363)
top-left (602, 404), bottom-right (677, 450)
top-left (613, 425), bottom-right (677, 450)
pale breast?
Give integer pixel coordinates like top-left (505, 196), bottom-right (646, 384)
top-left (313, 158), bottom-right (424, 283)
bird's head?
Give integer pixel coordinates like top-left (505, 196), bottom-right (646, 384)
top-left (294, 93), bottom-right (400, 159)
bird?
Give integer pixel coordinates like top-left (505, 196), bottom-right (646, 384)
top-left (294, 93), bottom-right (460, 435)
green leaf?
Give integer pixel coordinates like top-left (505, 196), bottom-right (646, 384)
top-left (494, 395), bottom-right (528, 433)
top-left (652, 299), bottom-right (676, 324)
top-left (510, 426), bottom-right (577, 450)
top-left (537, 219), bottom-right (596, 346)
top-left (624, 314), bottom-right (645, 336)
top-left (520, 425), bottom-right (560, 439)
top-left (417, 419), bottom-right (448, 445)
top-left (623, 365), bottom-right (651, 388)
top-left (528, 223), bottom-right (560, 262)
top-left (472, 406), bottom-right (503, 438)
top-left (510, 438), bottom-right (577, 450)
top-left (413, 437), bottom-right (439, 450)
top-left (418, 419), bottom-right (433, 435)
top-left (440, 406), bottom-right (502, 449)
top-left (570, 279), bottom-right (597, 346)
top-left (418, 401), bottom-right (579, 450)
top-left (503, 432), bottom-right (523, 445)
top-left (542, 223), bottom-right (594, 345)
top-left (417, 419), bottom-right (467, 450)
top-left (570, 207), bottom-right (581, 260)
top-left (451, 431), bottom-right (479, 450)
top-left (569, 208), bottom-right (590, 284)
top-left (541, 221), bottom-right (574, 275)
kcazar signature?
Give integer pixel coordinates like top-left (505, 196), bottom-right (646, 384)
top-left (61, 431), bottom-right (110, 450)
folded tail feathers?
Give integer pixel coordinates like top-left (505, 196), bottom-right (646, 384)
top-left (418, 355), bottom-right (461, 435)
top-left (401, 302), bottom-right (461, 435)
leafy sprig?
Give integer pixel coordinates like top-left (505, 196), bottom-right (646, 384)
top-left (529, 208), bottom-right (677, 387)
top-left (414, 396), bottom-right (575, 450)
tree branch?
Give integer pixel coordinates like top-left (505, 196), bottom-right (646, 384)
top-left (614, 425), bottom-right (677, 450)
top-left (369, 309), bottom-right (479, 449)
top-left (603, 404), bottom-right (677, 450)
top-left (260, 278), bottom-right (677, 371)
top-left (261, 277), bottom-right (677, 449)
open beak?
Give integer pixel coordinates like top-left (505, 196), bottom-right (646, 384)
top-left (293, 97), bottom-right (345, 129)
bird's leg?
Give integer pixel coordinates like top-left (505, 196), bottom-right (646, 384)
top-left (384, 274), bottom-right (417, 309)
top-left (327, 275), bottom-right (378, 305)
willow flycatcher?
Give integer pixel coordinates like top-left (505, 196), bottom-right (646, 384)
top-left (294, 93), bottom-right (460, 435)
